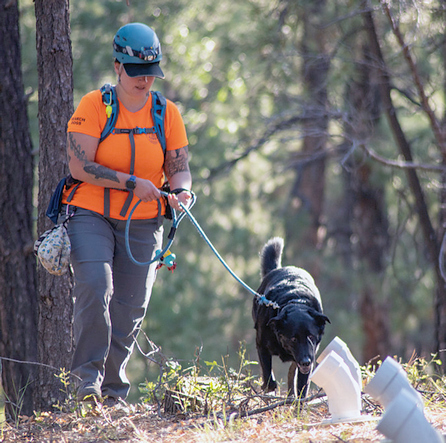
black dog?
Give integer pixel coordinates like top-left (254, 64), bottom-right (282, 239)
top-left (252, 237), bottom-right (330, 398)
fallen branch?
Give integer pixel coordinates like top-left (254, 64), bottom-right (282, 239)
top-left (221, 390), bottom-right (326, 421)
top-left (0, 356), bottom-right (81, 381)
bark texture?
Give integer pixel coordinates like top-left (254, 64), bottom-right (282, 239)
top-left (35, 0), bottom-right (74, 411)
top-left (0, 0), bottom-right (38, 416)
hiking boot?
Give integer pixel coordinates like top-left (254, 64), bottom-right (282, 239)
top-left (76, 385), bottom-right (102, 404)
top-left (102, 396), bottom-right (118, 407)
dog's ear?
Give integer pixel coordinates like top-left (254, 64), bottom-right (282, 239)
top-left (267, 311), bottom-right (286, 330)
top-left (310, 309), bottom-right (331, 326)
top-left (267, 317), bottom-right (278, 330)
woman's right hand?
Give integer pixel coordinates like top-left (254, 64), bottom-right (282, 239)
top-left (133, 178), bottom-right (162, 202)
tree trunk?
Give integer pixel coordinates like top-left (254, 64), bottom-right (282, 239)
top-left (438, 8), bottom-right (446, 366)
top-left (0, 0), bottom-right (38, 416)
top-left (363, 5), bottom-right (446, 361)
top-left (34, 0), bottom-right (74, 411)
top-left (340, 40), bottom-right (392, 362)
top-left (285, 0), bottom-right (330, 270)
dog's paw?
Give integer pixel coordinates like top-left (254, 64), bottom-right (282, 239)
top-left (262, 380), bottom-right (277, 393)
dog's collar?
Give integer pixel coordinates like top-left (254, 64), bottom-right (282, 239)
top-left (265, 298), bottom-right (311, 311)
top-left (279, 299), bottom-right (311, 310)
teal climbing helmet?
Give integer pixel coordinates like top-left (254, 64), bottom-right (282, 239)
top-left (113, 23), bottom-right (164, 78)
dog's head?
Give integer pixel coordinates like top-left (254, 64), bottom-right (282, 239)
top-left (267, 304), bottom-right (330, 374)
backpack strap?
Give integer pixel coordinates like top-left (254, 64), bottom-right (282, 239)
top-left (119, 130), bottom-right (137, 217)
top-left (99, 85), bottom-right (167, 154)
top-left (151, 91), bottom-right (167, 155)
top-left (98, 85), bottom-right (167, 218)
top-left (100, 83), bottom-right (119, 143)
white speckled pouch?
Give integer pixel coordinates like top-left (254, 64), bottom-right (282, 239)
top-left (34, 222), bottom-right (71, 275)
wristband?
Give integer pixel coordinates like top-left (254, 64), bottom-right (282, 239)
top-left (125, 175), bottom-right (136, 191)
top-left (170, 188), bottom-right (189, 195)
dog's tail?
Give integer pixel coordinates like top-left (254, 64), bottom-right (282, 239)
top-left (260, 237), bottom-right (284, 278)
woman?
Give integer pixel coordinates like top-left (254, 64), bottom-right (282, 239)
top-left (61, 22), bottom-right (192, 403)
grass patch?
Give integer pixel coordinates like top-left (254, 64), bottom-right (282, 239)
top-left (2, 350), bottom-right (446, 442)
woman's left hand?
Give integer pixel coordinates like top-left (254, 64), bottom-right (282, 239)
top-left (167, 191), bottom-right (191, 212)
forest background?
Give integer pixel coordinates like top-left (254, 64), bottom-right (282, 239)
top-left (2, 0), bottom-right (446, 414)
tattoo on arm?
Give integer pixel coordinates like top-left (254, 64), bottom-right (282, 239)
top-left (68, 133), bottom-right (87, 161)
top-left (68, 133), bottom-right (119, 183)
top-left (84, 165), bottom-right (119, 183)
top-left (165, 146), bottom-right (190, 177)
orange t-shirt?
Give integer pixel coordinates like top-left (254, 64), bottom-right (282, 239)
top-left (63, 89), bottom-right (188, 220)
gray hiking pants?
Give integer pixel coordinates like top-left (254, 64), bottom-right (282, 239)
top-left (65, 206), bottom-right (163, 400)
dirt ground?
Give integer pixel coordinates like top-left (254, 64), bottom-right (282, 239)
top-left (2, 396), bottom-right (445, 443)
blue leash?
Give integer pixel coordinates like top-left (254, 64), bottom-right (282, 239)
top-left (125, 192), bottom-right (196, 267)
top-left (125, 191), bottom-right (279, 309)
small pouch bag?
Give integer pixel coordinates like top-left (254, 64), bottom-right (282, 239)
top-left (34, 217), bottom-right (72, 276)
